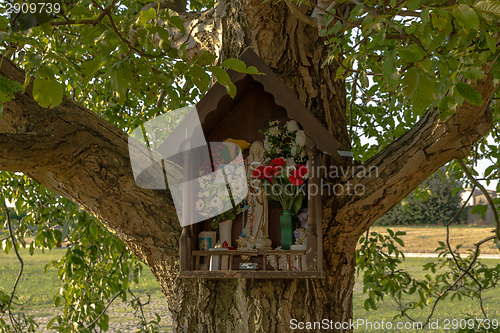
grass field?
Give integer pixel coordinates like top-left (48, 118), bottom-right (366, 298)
top-left (368, 225), bottom-right (499, 254)
top-left (353, 257), bottom-right (500, 333)
top-left (1, 226), bottom-right (499, 331)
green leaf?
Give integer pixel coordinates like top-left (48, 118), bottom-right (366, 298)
top-left (383, 48), bottom-right (400, 90)
top-left (81, 59), bottom-right (102, 78)
top-left (99, 314), bottom-right (109, 331)
top-left (188, 65), bottom-right (210, 93)
top-left (402, 67), bottom-right (418, 96)
top-left (364, 298), bottom-right (370, 311)
top-left (70, 255), bottom-right (85, 266)
top-left (209, 66), bottom-right (237, 98)
top-left (399, 44), bottom-right (426, 63)
top-left (54, 295), bottom-right (62, 307)
top-left (0, 76), bottom-right (24, 103)
top-left (470, 204), bottom-right (484, 215)
top-left (157, 26), bottom-right (170, 41)
top-left (474, 1), bottom-right (500, 17)
top-left (461, 67), bottom-right (485, 81)
top-left (431, 14), bottom-right (448, 31)
top-left (168, 15), bottom-right (185, 33)
top-left (137, 8), bottom-right (156, 26)
top-left (110, 69), bottom-right (127, 104)
top-left (485, 32), bottom-right (497, 52)
top-left (394, 237), bottom-right (405, 247)
top-left (455, 4), bottom-right (480, 30)
top-left (221, 58), bottom-right (261, 75)
top-left (197, 50), bottom-right (217, 65)
top-left (33, 77), bottom-right (63, 109)
top-left (411, 74), bottom-right (437, 113)
top-left (485, 165), bottom-right (496, 177)
top-left (122, 278), bottom-right (129, 291)
top-left (493, 59), bottom-right (500, 80)
top-left (291, 194), bottom-right (303, 215)
top-left (47, 317), bottom-right (57, 329)
top-left (456, 82), bottom-right (483, 106)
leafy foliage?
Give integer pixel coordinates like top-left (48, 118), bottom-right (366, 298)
top-left (0, 174), bottom-right (160, 332)
top-left (313, 0), bottom-right (500, 162)
top-left (377, 167), bottom-right (463, 225)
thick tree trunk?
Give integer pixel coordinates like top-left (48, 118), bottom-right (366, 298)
top-left (166, 1), bottom-right (356, 332)
top-left (0, 0), bottom-right (497, 332)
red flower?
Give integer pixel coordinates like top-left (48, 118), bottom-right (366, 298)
top-left (271, 158), bottom-right (286, 166)
top-left (289, 174), bottom-right (304, 186)
top-left (263, 165), bottom-right (274, 179)
top-left (272, 165), bottom-right (282, 176)
top-left (289, 167), bottom-right (306, 185)
top-left (296, 164), bottom-right (308, 178)
top-left (253, 166), bottom-right (265, 179)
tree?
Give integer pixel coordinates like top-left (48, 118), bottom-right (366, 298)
top-left (0, 0), bottom-right (498, 332)
top-left (377, 166), bottom-right (463, 225)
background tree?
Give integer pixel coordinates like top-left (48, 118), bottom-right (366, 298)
top-left (377, 166), bottom-right (463, 226)
top-left (0, 0), bottom-right (499, 332)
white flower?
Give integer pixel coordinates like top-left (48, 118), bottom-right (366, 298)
top-left (286, 120), bottom-right (300, 132)
top-left (269, 127), bottom-right (280, 136)
top-left (295, 130), bottom-right (306, 147)
top-left (286, 158), bottom-right (295, 167)
top-left (291, 145), bottom-right (297, 156)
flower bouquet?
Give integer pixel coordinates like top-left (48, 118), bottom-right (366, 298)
top-left (253, 120), bottom-right (310, 249)
top-left (252, 157), bottom-right (308, 212)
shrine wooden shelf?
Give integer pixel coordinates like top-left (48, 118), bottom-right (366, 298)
top-left (177, 48), bottom-right (346, 279)
top-left (192, 249), bottom-right (305, 271)
top-left (179, 271), bottom-right (326, 279)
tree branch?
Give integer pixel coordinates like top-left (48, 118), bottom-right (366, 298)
top-left (50, 0), bottom-right (117, 26)
top-left (0, 58), bottom-right (180, 262)
top-left (284, 0), bottom-right (318, 28)
top-left (104, 8), bottom-right (166, 59)
top-left (337, 62), bottom-right (498, 236)
top-left (0, 133), bottom-right (61, 172)
top-left (444, 185), bottom-right (488, 318)
top-left (86, 290), bottom-right (123, 329)
top-left (458, 159), bottom-right (500, 240)
top-left (422, 234), bottom-right (496, 328)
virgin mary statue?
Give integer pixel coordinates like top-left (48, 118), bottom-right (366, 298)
top-left (237, 141), bottom-right (272, 250)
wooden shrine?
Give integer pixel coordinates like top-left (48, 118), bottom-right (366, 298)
top-left (178, 48), bottom-right (343, 279)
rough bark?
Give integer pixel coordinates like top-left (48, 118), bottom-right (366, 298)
top-left (0, 0), bottom-right (497, 332)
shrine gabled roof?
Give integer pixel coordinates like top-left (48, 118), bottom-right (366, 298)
top-left (196, 48), bottom-right (343, 164)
